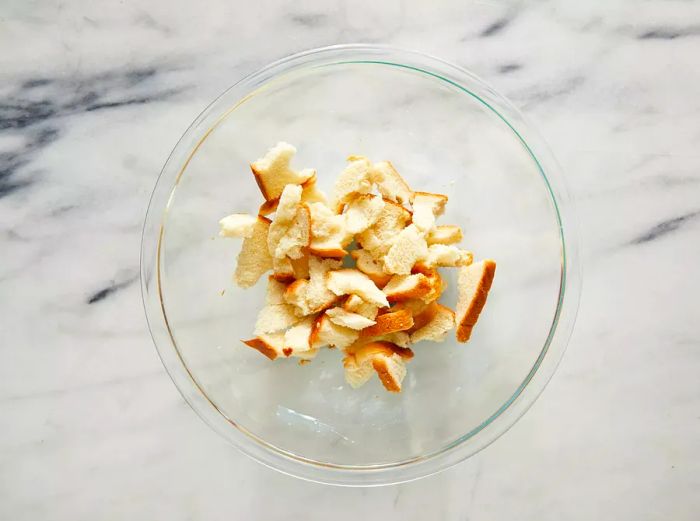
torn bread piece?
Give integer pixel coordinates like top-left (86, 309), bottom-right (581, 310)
top-left (372, 353), bottom-right (408, 392)
top-left (254, 277), bottom-right (300, 334)
top-left (242, 333), bottom-right (285, 360)
top-left (356, 199), bottom-right (412, 258)
top-left (344, 194), bottom-right (385, 235)
top-left (326, 269), bottom-right (389, 308)
top-left (289, 254), bottom-right (310, 279)
top-left (376, 331), bottom-right (411, 348)
top-left (251, 142), bottom-right (315, 201)
top-left (383, 224), bottom-right (429, 275)
top-left (219, 213), bottom-right (258, 238)
top-left (332, 156), bottom-right (375, 210)
top-left (234, 216), bottom-right (273, 288)
top-left (271, 256), bottom-right (295, 283)
top-left (342, 294), bottom-right (379, 320)
top-left (267, 184), bottom-right (302, 257)
top-left (275, 203), bottom-right (311, 260)
top-left (258, 175), bottom-right (328, 217)
top-left (427, 225), bottom-right (463, 245)
top-left (305, 256), bottom-right (343, 313)
top-left (370, 161), bottom-right (413, 205)
top-left (254, 303), bottom-right (300, 335)
top-left (283, 316), bottom-right (318, 359)
top-left (326, 307), bottom-right (376, 330)
top-left (300, 173), bottom-right (328, 205)
top-left (284, 279), bottom-right (312, 315)
top-left (423, 244), bottom-right (473, 268)
top-left (309, 202), bottom-right (349, 258)
top-left (265, 277), bottom-right (289, 305)
top-left (391, 298), bottom-right (430, 316)
top-left (361, 309), bottom-right (414, 337)
top-left (410, 303), bottom-right (455, 343)
top-left (342, 355), bottom-right (375, 389)
top-left (411, 264), bottom-right (445, 303)
top-left (383, 273), bottom-right (433, 303)
top-left (350, 249), bottom-right (392, 288)
top-left (283, 256), bottom-right (342, 316)
top-left (344, 341), bottom-right (414, 392)
top-left (310, 313), bottom-right (359, 350)
top-left (456, 260), bottom-right (496, 343)
top-left (411, 191), bottom-right (448, 232)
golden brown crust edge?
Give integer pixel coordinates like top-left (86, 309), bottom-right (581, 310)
top-left (372, 358), bottom-right (401, 392)
top-left (242, 338), bottom-right (278, 360)
top-left (456, 260), bottom-right (496, 343)
top-left (250, 164), bottom-right (273, 201)
top-left (361, 309), bottom-right (414, 337)
top-left (385, 274), bottom-right (433, 303)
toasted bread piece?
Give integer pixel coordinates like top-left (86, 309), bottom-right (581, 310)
top-left (356, 200), bottom-right (412, 258)
top-left (372, 354), bottom-right (407, 392)
top-left (308, 242), bottom-right (348, 258)
top-left (289, 254), bottom-right (310, 279)
top-left (305, 256), bottom-right (342, 313)
top-left (380, 331), bottom-right (411, 348)
top-left (410, 303), bottom-right (455, 343)
top-left (344, 194), bottom-right (385, 235)
top-left (383, 224), bottom-right (429, 275)
top-left (361, 309), bottom-right (414, 337)
top-left (300, 173), bottom-right (328, 205)
top-left (391, 298), bottom-right (430, 316)
top-left (427, 225), bottom-right (463, 245)
top-left (259, 175), bottom-right (325, 215)
top-left (423, 244), bottom-right (473, 268)
top-left (411, 191), bottom-right (448, 232)
top-left (344, 340), bottom-right (414, 392)
top-left (326, 269), bottom-right (390, 308)
top-left (343, 355), bottom-right (375, 388)
top-left (254, 304), bottom-right (300, 335)
top-left (271, 256), bottom-right (295, 283)
top-left (309, 313), bottom-right (359, 349)
top-left (267, 184), bottom-right (302, 257)
top-left (370, 161), bottom-right (413, 206)
top-left (234, 216), bottom-right (273, 288)
top-left (265, 277), bottom-right (289, 305)
top-left (456, 260), bottom-right (496, 342)
top-left (275, 204), bottom-right (311, 260)
top-left (342, 294), bottom-right (379, 320)
top-left (284, 279), bottom-right (312, 315)
top-left (332, 156), bottom-right (374, 210)
top-left (350, 249), bottom-right (392, 287)
top-left (258, 198), bottom-right (279, 216)
top-left (308, 202), bottom-right (349, 257)
top-left (251, 142), bottom-right (315, 201)
top-left (242, 333), bottom-right (285, 360)
top-left (219, 213), bottom-right (258, 238)
top-left (410, 301), bottom-right (439, 331)
top-left (326, 307), bottom-right (376, 330)
top-left (383, 273), bottom-right (433, 302)
top-left (283, 316), bottom-right (318, 359)
top-left (411, 264), bottom-right (445, 303)
top-left (284, 257), bottom-right (342, 316)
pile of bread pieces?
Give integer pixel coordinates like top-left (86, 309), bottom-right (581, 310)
top-left (219, 142), bottom-right (495, 393)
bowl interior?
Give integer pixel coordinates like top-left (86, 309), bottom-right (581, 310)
top-left (158, 61), bottom-right (563, 467)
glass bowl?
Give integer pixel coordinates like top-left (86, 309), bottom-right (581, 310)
top-left (141, 44), bottom-right (581, 486)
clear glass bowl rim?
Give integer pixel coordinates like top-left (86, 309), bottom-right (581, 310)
top-left (140, 43), bottom-right (582, 487)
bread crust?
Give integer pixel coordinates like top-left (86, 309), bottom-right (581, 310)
top-left (456, 260), bottom-right (496, 342)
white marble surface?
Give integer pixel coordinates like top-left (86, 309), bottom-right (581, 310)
top-left (2, 1), bottom-right (699, 519)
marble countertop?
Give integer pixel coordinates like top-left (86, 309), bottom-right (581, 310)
top-left (2, 1), bottom-right (699, 519)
